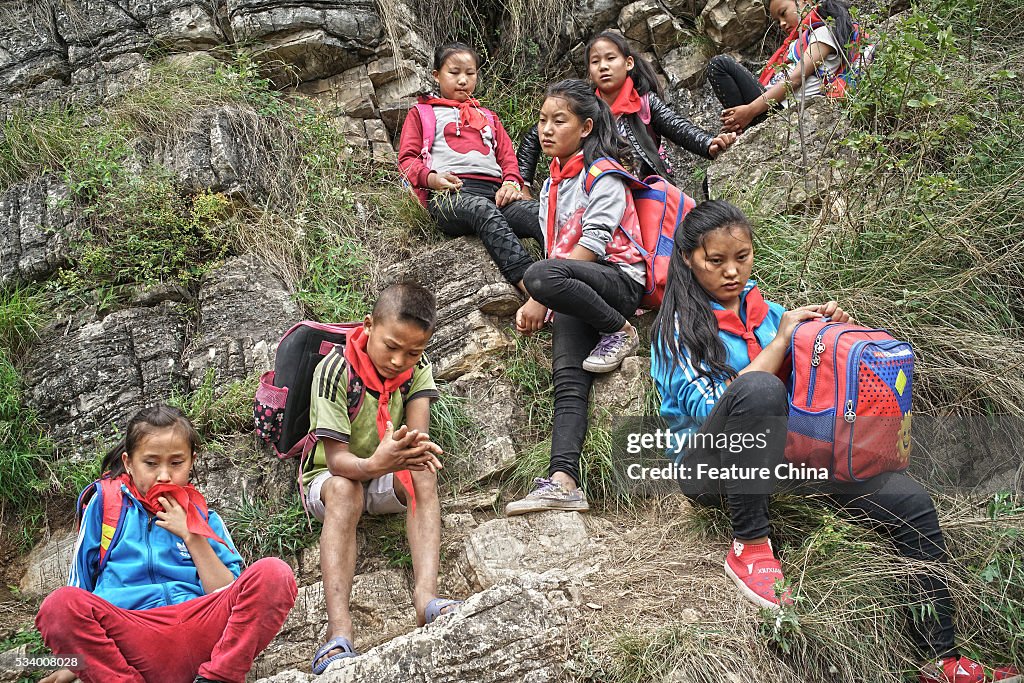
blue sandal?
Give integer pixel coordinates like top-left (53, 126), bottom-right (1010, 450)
top-left (424, 597), bottom-right (463, 625)
top-left (311, 636), bottom-right (358, 675)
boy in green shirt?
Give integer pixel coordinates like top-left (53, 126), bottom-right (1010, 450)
top-left (304, 283), bottom-right (458, 675)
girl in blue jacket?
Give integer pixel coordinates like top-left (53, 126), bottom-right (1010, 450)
top-left (36, 405), bottom-right (297, 683)
top-left (649, 200), bottom-right (1019, 683)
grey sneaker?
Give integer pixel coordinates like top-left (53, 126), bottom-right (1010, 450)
top-left (581, 328), bottom-right (639, 373)
top-left (505, 478), bottom-right (589, 516)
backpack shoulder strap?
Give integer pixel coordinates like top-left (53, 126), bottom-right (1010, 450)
top-left (583, 157), bottom-right (648, 194)
top-left (79, 478), bottom-right (128, 572)
top-left (414, 103), bottom-right (436, 161)
top-left (638, 93), bottom-right (652, 126)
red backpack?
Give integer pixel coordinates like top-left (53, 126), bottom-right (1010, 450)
top-left (404, 103), bottom-right (499, 207)
top-left (785, 320), bottom-right (914, 481)
top-left (582, 158), bottom-right (696, 309)
top-left (253, 321), bottom-right (414, 460)
top-left (76, 476), bottom-right (128, 572)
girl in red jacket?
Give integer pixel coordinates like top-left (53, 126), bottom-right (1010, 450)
top-left (397, 42), bottom-right (542, 293)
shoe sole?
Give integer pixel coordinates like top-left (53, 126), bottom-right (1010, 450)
top-left (505, 500), bottom-right (590, 516)
top-left (723, 559), bottom-right (782, 611)
top-left (582, 358), bottom-right (624, 373)
top-left (995, 676), bottom-right (1022, 683)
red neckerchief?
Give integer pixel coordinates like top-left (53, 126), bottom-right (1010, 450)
top-left (713, 285), bottom-right (770, 361)
top-left (121, 474), bottom-right (229, 548)
top-left (602, 76), bottom-right (643, 117)
top-left (419, 95), bottom-right (489, 134)
top-left (545, 152), bottom-right (586, 256)
top-left (759, 8), bottom-right (827, 86)
top-left (344, 325), bottom-right (418, 513)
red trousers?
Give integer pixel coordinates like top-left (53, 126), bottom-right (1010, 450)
top-left (36, 558), bottom-right (297, 683)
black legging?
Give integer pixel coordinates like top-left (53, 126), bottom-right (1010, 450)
top-left (428, 179), bottom-right (543, 286)
top-left (684, 372), bottom-right (956, 658)
top-left (706, 55), bottom-right (773, 128)
top-left (523, 258), bottom-right (643, 487)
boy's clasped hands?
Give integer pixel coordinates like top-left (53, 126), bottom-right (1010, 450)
top-left (369, 421), bottom-right (443, 475)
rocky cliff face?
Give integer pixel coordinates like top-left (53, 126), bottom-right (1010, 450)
top-left (6, 1), bottom-right (1017, 682)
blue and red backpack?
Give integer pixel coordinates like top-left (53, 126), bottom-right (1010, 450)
top-left (76, 476), bottom-right (128, 573)
top-left (785, 320), bottom-right (914, 481)
top-left (582, 157), bottom-right (697, 309)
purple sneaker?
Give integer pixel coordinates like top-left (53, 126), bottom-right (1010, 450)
top-left (582, 328), bottom-right (639, 373)
top-left (504, 478), bottom-right (589, 516)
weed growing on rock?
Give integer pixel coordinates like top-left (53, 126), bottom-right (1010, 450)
top-left (223, 492), bottom-right (317, 563)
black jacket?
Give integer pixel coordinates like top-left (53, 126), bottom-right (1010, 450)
top-left (517, 92), bottom-right (715, 184)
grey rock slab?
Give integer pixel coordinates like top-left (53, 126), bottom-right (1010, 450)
top-left (592, 356), bottom-right (652, 421)
top-left (460, 511), bottom-right (611, 590)
top-left (0, 175), bottom-right (76, 287)
top-left (185, 254), bottom-right (299, 388)
top-left (24, 301), bottom-right (189, 457)
top-left (707, 98), bottom-right (852, 214)
top-left (378, 238), bottom-right (523, 381)
top-left (699, 0), bottom-right (769, 50)
top-left (443, 375), bottom-right (521, 483)
top-left (661, 39), bottom-right (709, 90)
top-left (618, 0), bottom-right (689, 57)
top-left (18, 530), bottom-right (77, 597)
top-left (250, 568), bottom-right (416, 679)
top-left (255, 572), bottom-right (580, 683)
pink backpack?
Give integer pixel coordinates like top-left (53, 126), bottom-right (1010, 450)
top-left (404, 103), bottom-right (498, 207)
top-left (785, 320), bottom-right (914, 481)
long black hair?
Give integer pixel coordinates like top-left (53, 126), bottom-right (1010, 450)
top-left (101, 405), bottom-right (202, 478)
top-left (652, 200), bottom-right (753, 384)
top-left (815, 0), bottom-right (855, 57)
top-left (543, 79), bottom-right (633, 168)
top-left (585, 31), bottom-right (663, 98)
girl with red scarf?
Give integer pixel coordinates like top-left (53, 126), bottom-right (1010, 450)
top-left (650, 201), bottom-right (1020, 683)
top-left (518, 31), bottom-right (736, 195)
top-left (708, 0), bottom-right (866, 132)
top-left (505, 80), bottom-right (647, 516)
top-left (35, 405), bottom-right (297, 683)
top-left (397, 42), bottom-right (542, 294)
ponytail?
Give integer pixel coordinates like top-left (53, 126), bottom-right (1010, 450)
top-left (544, 79), bottom-right (634, 168)
top-left (653, 200), bottom-right (753, 384)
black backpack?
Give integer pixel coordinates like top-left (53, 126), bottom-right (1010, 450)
top-left (254, 321), bottom-right (413, 459)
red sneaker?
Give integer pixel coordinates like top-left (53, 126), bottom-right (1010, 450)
top-left (919, 656), bottom-right (1022, 683)
top-left (992, 665), bottom-right (1021, 682)
top-left (723, 539), bottom-right (793, 610)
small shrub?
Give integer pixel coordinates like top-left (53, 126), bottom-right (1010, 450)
top-left (223, 492), bottom-right (317, 563)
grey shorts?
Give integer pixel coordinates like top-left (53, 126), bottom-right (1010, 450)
top-left (305, 470), bottom-right (407, 522)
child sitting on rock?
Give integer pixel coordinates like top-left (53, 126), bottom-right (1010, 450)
top-left (36, 405), bottom-right (297, 683)
top-left (303, 282), bottom-right (461, 675)
top-left (708, 0), bottom-right (868, 132)
top-left (505, 80), bottom-right (646, 516)
top-left (398, 42), bottom-right (542, 294)
top-left (517, 31), bottom-right (735, 192)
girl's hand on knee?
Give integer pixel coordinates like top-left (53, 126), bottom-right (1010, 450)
top-left (722, 105), bottom-right (754, 133)
top-left (495, 182), bottom-right (523, 207)
top-left (428, 171), bottom-right (462, 191)
top-left (516, 298), bottom-right (548, 335)
top-left (40, 669), bottom-right (76, 683)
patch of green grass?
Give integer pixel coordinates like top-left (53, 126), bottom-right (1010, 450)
top-left (169, 369), bottom-right (260, 439)
top-left (0, 287), bottom-right (48, 360)
top-left (294, 231), bottom-right (371, 322)
top-left (222, 492), bottom-right (317, 563)
top-left (430, 390), bottom-right (482, 489)
top-left (362, 515), bottom-right (413, 570)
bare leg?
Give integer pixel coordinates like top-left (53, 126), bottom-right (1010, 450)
top-left (318, 475), bottom-right (364, 654)
top-left (395, 469), bottom-right (448, 626)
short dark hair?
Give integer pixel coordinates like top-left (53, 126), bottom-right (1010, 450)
top-left (372, 282), bottom-right (438, 333)
top-left (433, 42), bottom-right (480, 71)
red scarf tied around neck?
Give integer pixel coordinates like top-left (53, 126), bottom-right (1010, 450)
top-left (545, 152), bottom-right (586, 257)
top-left (420, 95), bottom-right (489, 134)
top-left (713, 285), bottom-right (770, 361)
top-left (602, 76), bottom-right (643, 118)
top-left (344, 325), bottom-right (418, 513)
top-left (121, 474), bottom-right (229, 548)
top-left (759, 8), bottom-right (828, 86)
